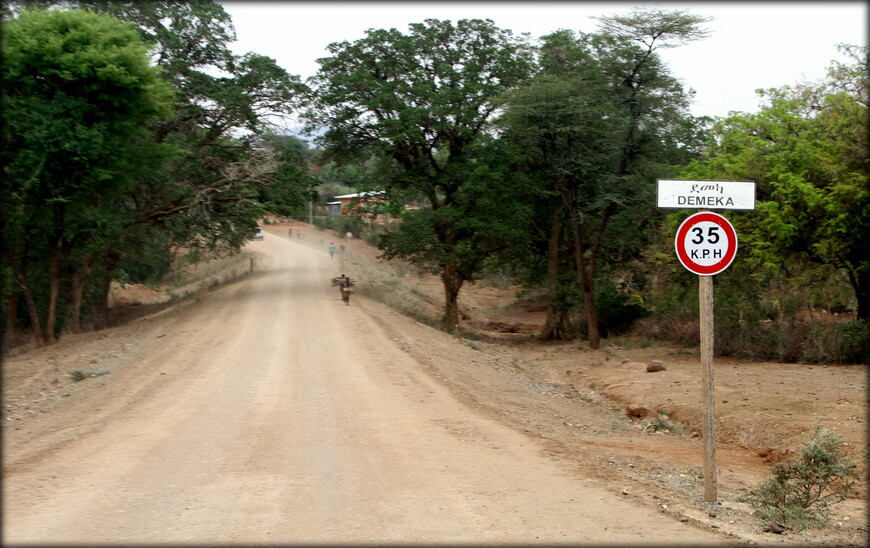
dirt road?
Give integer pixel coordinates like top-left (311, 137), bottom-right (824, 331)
top-left (1, 232), bottom-right (740, 545)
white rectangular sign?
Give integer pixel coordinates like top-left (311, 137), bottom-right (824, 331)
top-left (657, 179), bottom-right (756, 210)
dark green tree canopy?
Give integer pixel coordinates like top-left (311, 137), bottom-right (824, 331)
top-left (306, 18), bottom-right (534, 198)
top-left (2, 7), bottom-right (175, 207)
top-left (2, 2), bottom-right (312, 346)
top-left (2, 7), bottom-right (177, 343)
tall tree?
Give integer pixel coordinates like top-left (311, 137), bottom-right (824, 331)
top-left (499, 7), bottom-right (710, 348)
top-left (1, 8), bottom-right (175, 344)
top-left (305, 18), bottom-right (535, 331)
top-left (65, 0), bottom-right (307, 237)
top-left (3, 1), bottom-right (310, 343)
top-left (497, 69), bottom-right (614, 340)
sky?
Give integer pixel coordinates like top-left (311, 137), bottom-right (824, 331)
top-left (218, 1), bottom-right (867, 121)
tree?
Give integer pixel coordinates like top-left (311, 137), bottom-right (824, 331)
top-left (498, 7), bottom-right (710, 348)
top-left (69, 0), bottom-right (308, 237)
top-left (680, 45), bottom-right (869, 321)
top-left (254, 133), bottom-right (319, 219)
top-left (3, 1), bottom-right (311, 344)
top-left (497, 69), bottom-right (613, 340)
top-left (306, 18), bottom-right (535, 331)
top-left (1, 8), bottom-right (175, 344)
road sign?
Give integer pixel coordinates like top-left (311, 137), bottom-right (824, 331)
top-left (660, 183), bottom-right (751, 503)
top-left (675, 211), bottom-right (738, 276)
top-left (657, 179), bottom-right (756, 210)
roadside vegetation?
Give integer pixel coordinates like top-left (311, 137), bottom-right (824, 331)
top-left (2, 1), bottom-right (867, 367)
top-left (2, 1), bottom-right (316, 346)
top-left (738, 424), bottom-right (859, 531)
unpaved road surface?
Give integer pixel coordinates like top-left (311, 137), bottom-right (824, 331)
top-left (2, 232), bottom-right (737, 545)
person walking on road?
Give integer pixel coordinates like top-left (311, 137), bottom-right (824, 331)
top-left (336, 273), bottom-right (353, 305)
top-left (329, 242), bottom-right (336, 259)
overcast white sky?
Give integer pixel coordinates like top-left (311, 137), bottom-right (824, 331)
top-left (219, 1), bottom-right (867, 120)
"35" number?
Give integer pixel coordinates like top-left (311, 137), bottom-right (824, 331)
top-left (691, 226), bottom-right (720, 244)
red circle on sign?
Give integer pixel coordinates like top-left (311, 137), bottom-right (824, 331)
top-left (675, 212), bottom-right (738, 276)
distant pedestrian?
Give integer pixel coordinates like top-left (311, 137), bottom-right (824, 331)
top-left (329, 242), bottom-right (336, 259)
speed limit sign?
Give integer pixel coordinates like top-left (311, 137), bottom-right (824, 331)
top-left (675, 212), bottom-right (738, 276)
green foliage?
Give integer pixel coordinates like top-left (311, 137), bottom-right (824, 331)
top-left (1, 7), bottom-right (177, 342)
top-left (333, 216), bottom-right (365, 239)
top-left (307, 18), bottom-right (535, 330)
top-left (593, 278), bottom-right (651, 337)
top-left (831, 320), bottom-right (870, 364)
top-left (646, 44), bottom-right (870, 362)
top-left (738, 424), bottom-right (859, 530)
top-left (255, 133), bottom-right (319, 218)
top-left (637, 248), bottom-right (865, 363)
top-left (312, 215), bottom-right (365, 240)
top-left (66, 0), bottom-right (309, 250)
top-left (679, 45), bottom-right (869, 320)
top-left (496, 9), bottom-right (709, 346)
top-left (2, 2), bottom-right (309, 345)
top-left (306, 18), bottom-right (534, 168)
top-left (2, 8), bottom-right (175, 191)
top-left (113, 224), bottom-right (174, 285)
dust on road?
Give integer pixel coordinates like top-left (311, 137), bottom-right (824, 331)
top-left (2, 231), bottom-right (735, 545)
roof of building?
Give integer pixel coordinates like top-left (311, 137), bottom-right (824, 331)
top-left (333, 191), bottom-right (386, 199)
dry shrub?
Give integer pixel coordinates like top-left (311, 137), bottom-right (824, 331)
top-left (633, 316), bottom-right (698, 346)
top-left (738, 424), bottom-right (859, 531)
top-left (633, 314), bottom-right (867, 365)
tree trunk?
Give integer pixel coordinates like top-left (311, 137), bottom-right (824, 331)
top-left (541, 206), bottom-right (575, 340)
top-left (440, 259), bottom-right (464, 332)
top-left (542, 306), bottom-right (575, 341)
top-left (43, 243), bottom-right (70, 345)
top-left (567, 193), bottom-right (601, 349)
top-left (12, 268), bottom-right (45, 347)
top-left (91, 251), bottom-right (122, 329)
top-left (65, 257), bottom-right (95, 334)
top-left (4, 292), bottom-right (18, 346)
top-left (847, 266), bottom-right (869, 322)
top-left (572, 226), bottom-right (600, 349)
top-left (44, 254), bottom-right (61, 345)
top-left (580, 271), bottom-right (600, 348)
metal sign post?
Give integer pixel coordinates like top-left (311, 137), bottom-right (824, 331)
top-left (658, 180), bottom-right (755, 503)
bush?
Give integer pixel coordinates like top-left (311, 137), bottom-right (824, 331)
top-left (365, 231), bottom-right (381, 247)
top-left (831, 319), bottom-right (870, 364)
top-left (738, 423), bottom-right (858, 531)
top-left (594, 279), bottom-right (650, 337)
